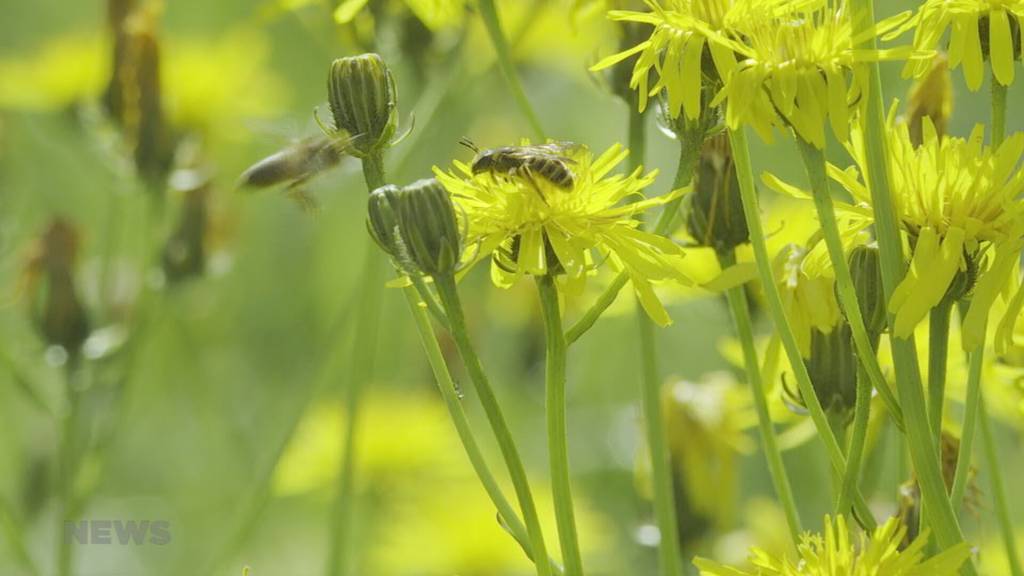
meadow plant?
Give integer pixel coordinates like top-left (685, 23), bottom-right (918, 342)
top-left (4, 0), bottom-right (1024, 575)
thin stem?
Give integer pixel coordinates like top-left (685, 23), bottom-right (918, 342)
top-left (402, 285), bottom-right (563, 575)
top-left (536, 275), bottom-right (585, 576)
top-left (992, 75), bottom-right (1007, 148)
top-left (728, 126), bottom-right (876, 530)
top-left (57, 371), bottom-right (81, 576)
top-left (409, 274), bottom-right (450, 331)
top-left (950, 318), bottom-right (985, 510)
top-left (627, 97), bottom-right (685, 576)
top-left (434, 273), bottom-right (552, 576)
top-left (837, 365), bottom-right (872, 518)
top-left (851, 0), bottom-right (972, 563)
top-left (979, 399), bottom-right (1024, 576)
top-left (326, 151), bottom-right (387, 576)
top-left (477, 0), bottom-right (545, 141)
top-left (927, 302), bottom-right (952, 442)
top-left (564, 127), bottom-right (703, 345)
top-left (718, 248), bottom-right (802, 544)
top-left (793, 136), bottom-right (903, 429)
top-left (326, 241), bottom-right (384, 576)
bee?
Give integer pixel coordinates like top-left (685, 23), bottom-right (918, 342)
top-left (237, 135), bottom-right (346, 212)
top-left (460, 139), bottom-right (579, 190)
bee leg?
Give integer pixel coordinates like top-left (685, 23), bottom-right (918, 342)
top-left (285, 179), bottom-right (320, 215)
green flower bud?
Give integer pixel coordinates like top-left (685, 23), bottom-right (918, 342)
top-left (367, 184), bottom-right (413, 272)
top-left (394, 179), bottom-right (461, 277)
top-left (685, 133), bottom-right (749, 252)
top-left (847, 244), bottom-right (886, 343)
top-left (327, 53), bottom-right (398, 157)
top-left (789, 324), bottom-right (858, 423)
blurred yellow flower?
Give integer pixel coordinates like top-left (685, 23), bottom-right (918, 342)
top-left (333, 0), bottom-right (467, 29)
top-left (435, 142), bottom-right (693, 326)
top-left (903, 0), bottom-right (1024, 89)
top-left (0, 30), bottom-right (285, 138)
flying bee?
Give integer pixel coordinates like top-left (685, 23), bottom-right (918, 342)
top-left (237, 135), bottom-right (347, 212)
top-left (460, 139), bottom-right (579, 190)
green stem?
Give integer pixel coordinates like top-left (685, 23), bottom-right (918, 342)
top-left (536, 275), bottom-right (585, 576)
top-left (718, 248), bottom-right (802, 544)
top-left (837, 365), bottom-right (872, 518)
top-left (979, 399), bottom-right (1024, 576)
top-left (402, 285), bottom-right (563, 575)
top-left (927, 302), bottom-right (952, 442)
top-left (326, 151), bottom-right (387, 576)
top-left (477, 0), bottom-right (545, 141)
top-left (434, 273), bottom-right (552, 576)
top-left (728, 126), bottom-right (875, 530)
top-left (409, 274), bottom-right (450, 331)
top-left (793, 136), bottom-right (904, 429)
top-left (992, 75), bottom-right (1007, 148)
top-left (564, 127), bottom-right (703, 345)
top-left (57, 364), bottom-right (84, 576)
top-left (851, 0), bottom-right (972, 563)
top-left (950, 318), bottom-right (985, 510)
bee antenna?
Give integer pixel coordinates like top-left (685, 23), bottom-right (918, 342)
top-left (458, 137), bottom-right (479, 154)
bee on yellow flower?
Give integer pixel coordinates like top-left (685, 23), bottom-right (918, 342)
top-left (903, 0), bottom-right (1024, 90)
top-left (434, 142), bottom-right (693, 326)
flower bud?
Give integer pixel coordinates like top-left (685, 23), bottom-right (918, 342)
top-left (367, 184), bottom-right (412, 271)
top-left (25, 219), bottom-right (91, 356)
top-left (847, 244), bottom-right (886, 343)
top-left (394, 179), bottom-right (461, 277)
top-left (906, 53), bottom-right (952, 148)
top-left (684, 133), bottom-right (748, 252)
top-left (327, 53), bottom-right (398, 157)
top-left (800, 324), bottom-right (858, 423)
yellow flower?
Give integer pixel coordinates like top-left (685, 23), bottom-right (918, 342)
top-left (434, 143), bottom-right (692, 326)
top-left (774, 239), bottom-right (843, 358)
top-left (765, 113), bottom-right (1024, 349)
top-left (334, 0), bottom-right (467, 30)
top-left (589, 0), bottom-right (741, 120)
top-left (712, 1), bottom-right (914, 147)
top-left (694, 514), bottom-right (972, 575)
top-left (904, 0), bottom-right (1024, 89)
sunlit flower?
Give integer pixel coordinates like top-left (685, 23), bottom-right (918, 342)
top-left (434, 142), bottom-right (692, 326)
top-left (589, 0), bottom-right (741, 120)
top-left (774, 241), bottom-right (842, 358)
top-left (694, 514), bottom-right (972, 575)
top-left (711, 1), bottom-right (915, 147)
top-left (903, 0), bottom-right (1024, 89)
top-left (334, 0), bottom-right (467, 30)
top-left (766, 115), bottom-right (1024, 349)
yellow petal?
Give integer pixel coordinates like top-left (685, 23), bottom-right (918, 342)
top-left (989, 9), bottom-right (1015, 86)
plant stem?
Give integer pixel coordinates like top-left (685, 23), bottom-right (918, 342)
top-left (927, 302), bottom-right (952, 442)
top-left (992, 75), bottom-right (1007, 147)
top-left (627, 97), bottom-right (686, 576)
top-left (564, 126), bottom-right (702, 345)
top-left (718, 248), bottom-right (802, 544)
top-left (837, 365), bottom-right (871, 518)
top-left (536, 275), bottom-right (585, 576)
top-left (850, 0), bottom-right (973, 563)
top-left (793, 136), bottom-right (903, 429)
top-left (727, 126), bottom-right (875, 530)
top-left (57, 369), bottom-right (81, 576)
top-left (950, 318), bottom-right (985, 510)
top-left (326, 151), bottom-right (387, 576)
top-left (402, 285), bottom-right (563, 575)
top-left (434, 273), bottom-right (552, 576)
top-left (409, 274), bottom-right (450, 331)
top-left (477, 0), bottom-right (545, 141)
top-left (979, 399), bottom-right (1024, 576)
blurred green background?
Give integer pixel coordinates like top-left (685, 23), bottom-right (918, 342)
top-left (1, 0), bottom-right (1022, 575)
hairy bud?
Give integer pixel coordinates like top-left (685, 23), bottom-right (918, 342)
top-left (327, 53), bottom-right (398, 157)
top-left (685, 133), bottom-right (748, 252)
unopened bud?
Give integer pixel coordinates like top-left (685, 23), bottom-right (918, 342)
top-left (805, 323), bottom-right (858, 422)
top-left (327, 53), bottom-right (397, 157)
top-left (906, 53), bottom-right (952, 147)
top-left (685, 133), bottom-right (748, 252)
top-left (848, 244), bottom-right (886, 343)
top-left (393, 179), bottom-right (461, 277)
top-left (367, 184), bottom-right (413, 272)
